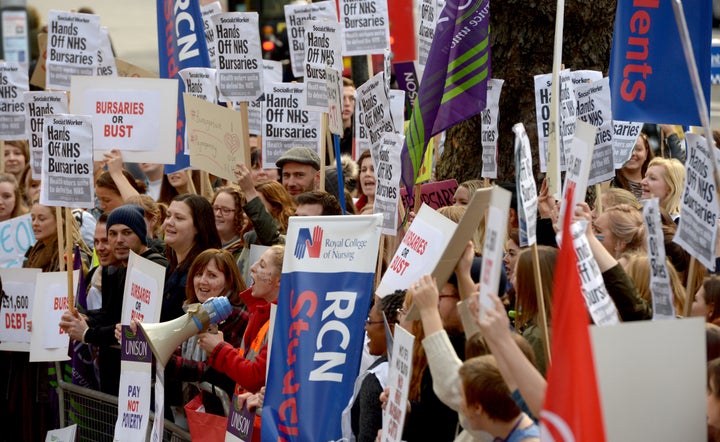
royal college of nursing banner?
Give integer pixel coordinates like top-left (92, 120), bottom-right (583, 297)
top-left (262, 214), bottom-right (383, 441)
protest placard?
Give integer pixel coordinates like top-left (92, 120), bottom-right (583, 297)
top-left (612, 121), bottom-right (644, 169)
top-left (262, 214), bottom-right (383, 441)
top-left (24, 91), bottom-right (68, 178)
top-left (1, 9), bottom-right (29, 63)
top-left (388, 89), bottom-right (405, 135)
top-left (478, 187), bottom-right (511, 314)
top-left (591, 319), bottom-right (705, 440)
top-left (356, 72), bottom-right (394, 155)
top-left (514, 123), bottom-right (537, 247)
top-left (673, 133), bottom-right (719, 271)
top-left (0, 268), bottom-right (39, 351)
top-left (179, 68), bottom-right (218, 103)
top-left (202, 2), bottom-right (223, 69)
top-left (29, 270), bottom-right (78, 362)
top-left (373, 133), bottom-right (402, 235)
top-left (376, 204), bottom-right (456, 297)
top-left (261, 82), bottom-right (321, 168)
top-left (558, 120), bottom-right (596, 230)
top-left (0, 214), bottom-right (35, 268)
top-left (226, 404), bottom-right (255, 441)
top-left (534, 69), bottom-right (574, 172)
top-left (248, 60), bottom-right (283, 135)
top-left (96, 27), bottom-right (117, 77)
top-left (642, 198), bottom-right (676, 320)
top-left (114, 326), bottom-right (153, 440)
top-left (571, 221), bottom-right (620, 325)
top-left (399, 179), bottom-right (458, 210)
top-left (571, 69), bottom-right (603, 86)
top-left (327, 66), bottom-right (343, 135)
top-left (393, 61), bottom-right (418, 121)
top-left (71, 76), bottom-right (178, 164)
top-left (45, 424), bottom-right (77, 442)
top-left (40, 115), bottom-right (94, 209)
top-left (339, 0), bottom-right (390, 56)
top-left (284, 1), bottom-right (337, 78)
top-left (46, 10), bottom-right (100, 90)
top-left (186, 94), bottom-right (250, 182)
top-left (417, 0), bottom-right (439, 74)
top-left (481, 79), bottom-right (504, 179)
top-left (574, 77), bottom-right (615, 185)
top-left (211, 12), bottom-right (263, 102)
top-left (0, 61), bottom-right (27, 139)
top-left (303, 20), bottom-right (343, 112)
top-left (120, 252), bottom-right (165, 325)
top-left (114, 58), bottom-right (158, 79)
top-left (381, 325), bottom-right (414, 442)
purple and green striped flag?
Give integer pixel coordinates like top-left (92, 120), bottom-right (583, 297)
top-left (401, 0), bottom-right (490, 201)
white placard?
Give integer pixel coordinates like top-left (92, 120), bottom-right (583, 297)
top-left (327, 67), bottom-right (343, 135)
top-left (248, 60), bottom-right (283, 135)
top-left (481, 79), bottom-right (504, 179)
top-left (591, 318), bottom-right (706, 441)
top-left (612, 121), bottom-right (644, 169)
top-left (478, 187), bottom-right (511, 314)
top-left (70, 76), bottom-right (179, 164)
top-left (417, 0), bottom-right (438, 73)
top-left (642, 198), bottom-right (676, 320)
top-left (0, 267), bottom-right (40, 351)
top-left (574, 77), bottom-right (615, 185)
top-left (121, 251), bottom-right (166, 325)
top-left (513, 123), bottom-right (537, 247)
top-left (46, 10), bottom-right (100, 90)
top-left (0, 61), bottom-right (28, 139)
top-left (96, 27), bottom-right (117, 77)
top-left (40, 114), bottom-right (95, 209)
top-left (0, 214), bottom-right (35, 268)
top-left (571, 69), bottom-right (603, 86)
top-left (388, 89), bottom-right (405, 135)
top-left (376, 204), bottom-right (456, 297)
top-left (211, 12), bottom-right (263, 102)
top-left (571, 222), bottom-right (620, 325)
top-left (558, 120), bottom-right (596, 231)
top-left (29, 271), bottom-right (78, 362)
top-left (673, 133), bottom-right (719, 271)
top-left (303, 20), bottom-right (343, 112)
top-left (372, 133), bottom-right (403, 235)
top-left (202, 2), bottom-right (223, 69)
top-left (179, 67), bottom-right (218, 103)
top-left (2, 10), bottom-right (29, 64)
top-left (534, 69), bottom-right (574, 172)
top-left (339, 0), bottom-right (390, 56)
top-left (25, 91), bottom-right (69, 178)
top-left (381, 325), bottom-right (414, 442)
top-left (356, 72), bottom-right (394, 156)
top-left (114, 355), bottom-right (152, 440)
top-left (284, 1), bottom-right (337, 78)
top-left (262, 82), bottom-right (321, 168)
top-left (45, 424), bottom-right (77, 442)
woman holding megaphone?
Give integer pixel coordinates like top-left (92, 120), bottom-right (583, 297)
top-left (197, 244), bottom-right (285, 442)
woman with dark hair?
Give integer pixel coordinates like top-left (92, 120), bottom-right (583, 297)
top-left (708, 357), bottom-right (720, 441)
top-left (611, 132), bottom-right (655, 199)
top-left (3, 140), bottom-right (29, 183)
top-left (95, 170), bottom-right (147, 213)
top-left (166, 249), bottom-right (249, 417)
top-left (692, 276), bottom-right (720, 325)
top-left (255, 180), bottom-right (295, 234)
top-left (212, 185), bottom-right (248, 261)
top-left (355, 149), bottom-right (375, 213)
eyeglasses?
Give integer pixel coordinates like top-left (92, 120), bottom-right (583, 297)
top-left (213, 206), bottom-right (236, 215)
top-left (365, 319), bottom-right (384, 326)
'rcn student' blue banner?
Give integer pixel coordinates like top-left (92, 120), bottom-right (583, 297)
top-left (262, 215), bottom-right (383, 441)
top-left (156, 0), bottom-right (211, 172)
top-left (609, 0), bottom-right (712, 126)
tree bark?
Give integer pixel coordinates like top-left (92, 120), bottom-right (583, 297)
top-left (436, 0), bottom-right (618, 184)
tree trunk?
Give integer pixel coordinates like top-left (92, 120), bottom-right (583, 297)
top-left (436, 0), bottom-right (618, 184)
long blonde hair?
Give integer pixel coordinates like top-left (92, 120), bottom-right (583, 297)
top-left (623, 253), bottom-right (685, 315)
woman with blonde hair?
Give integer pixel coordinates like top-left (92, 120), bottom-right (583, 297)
top-left (0, 173), bottom-right (28, 222)
top-left (641, 157), bottom-right (685, 221)
top-left (592, 204), bottom-right (646, 259)
top-left (453, 179), bottom-right (484, 206)
top-left (622, 253), bottom-right (685, 316)
top-left (592, 187), bottom-right (641, 220)
top-left (3, 140), bottom-right (29, 181)
top-left (437, 205), bottom-right (484, 256)
top-left (125, 194), bottom-right (167, 253)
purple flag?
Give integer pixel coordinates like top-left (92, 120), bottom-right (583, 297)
top-left (401, 0), bottom-right (490, 201)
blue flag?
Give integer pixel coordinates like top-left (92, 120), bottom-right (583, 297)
top-left (401, 0), bottom-right (490, 201)
top-left (609, 0), bottom-right (712, 125)
top-left (156, 0), bottom-right (211, 172)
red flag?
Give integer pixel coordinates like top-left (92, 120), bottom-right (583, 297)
top-left (540, 186), bottom-right (606, 441)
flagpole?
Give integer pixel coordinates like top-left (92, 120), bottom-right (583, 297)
top-left (531, 242), bottom-right (551, 366)
top-left (56, 206), bottom-right (65, 272)
top-left (320, 114), bottom-right (328, 191)
top-left (546, 0), bottom-right (565, 198)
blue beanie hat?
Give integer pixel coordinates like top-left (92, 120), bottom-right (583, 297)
top-left (107, 204), bottom-right (148, 246)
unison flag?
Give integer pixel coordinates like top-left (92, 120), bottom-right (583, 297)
top-left (540, 186), bottom-right (607, 441)
top-left (400, 0), bottom-right (490, 200)
top-left (609, 0), bottom-right (712, 126)
top-left (262, 214), bottom-right (383, 441)
top-left (157, 0), bottom-right (211, 172)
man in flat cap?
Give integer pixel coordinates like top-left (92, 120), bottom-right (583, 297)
top-left (276, 146), bottom-right (321, 197)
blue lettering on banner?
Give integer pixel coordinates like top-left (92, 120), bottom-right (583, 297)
top-left (0, 215), bottom-right (35, 268)
top-left (262, 272), bottom-right (374, 441)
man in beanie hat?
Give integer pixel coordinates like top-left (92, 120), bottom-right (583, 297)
top-left (60, 204), bottom-right (168, 395)
top-left (276, 146), bottom-right (321, 197)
